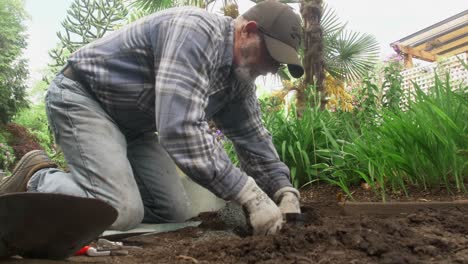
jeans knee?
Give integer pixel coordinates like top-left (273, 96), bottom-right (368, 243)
top-left (169, 199), bottom-right (191, 222)
top-left (109, 199), bottom-right (145, 231)
top-left (143, 198), bottom-right (191, 223)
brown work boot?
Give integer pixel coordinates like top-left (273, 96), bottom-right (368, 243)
top-left (0, 150), bottom-right (57, 194)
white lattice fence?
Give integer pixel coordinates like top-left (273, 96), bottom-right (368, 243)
top-left (401, 53), bottom-right (467, 92)
top-left (396, 53), bottom-right (467, 108)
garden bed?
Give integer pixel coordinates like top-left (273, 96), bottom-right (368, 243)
top-left (4, 183), bottom-right (467, 264)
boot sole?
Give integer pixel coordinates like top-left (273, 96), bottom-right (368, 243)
top-left (11, 150), bottom-right (47, 175)
top-left (2, 150), bottom-right (56, 192)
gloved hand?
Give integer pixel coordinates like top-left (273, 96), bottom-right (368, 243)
top-left (234, 177), bottom-right (282, 235)
top-left (273, 187), bottom-right (301, 214)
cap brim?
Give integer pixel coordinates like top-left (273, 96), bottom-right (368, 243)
top-left (263, 35), bottom-right (304, 78)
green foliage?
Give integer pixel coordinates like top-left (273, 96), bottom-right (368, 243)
top-left (129, 0), bottom-right (177, 14)
top-left (13, 104), bottom-right (67, 168)
top-left (382, 55), bottom-right (404, 111)
top-left (324, 27), bottom-right (380, 82)
top-left (261, 59), bottom-right (467, 199)
top-left (0, 131), bottom-right (15, 172)
top-left (28, 77), bottom-right (49, 102)
top-left (352, 56), bottom-right (404, 127)
top-left (223, 140), bottom-right (239, 167)
top-left (260, 87), bottom-right (351, 188)
top-left (129, 0), bottom-right (210, 14)
top-left (127, 0), bottom-right (218, 23)
top-left (319, 74), bottom-right (467, 200)
top-left (315, 3), bottom-right (380, 82)
top-left (277, 3), bottom-right (380, 84)
top-left (48, 0), bottom-right (129, 74)
top-left (0, 0), bottom-right (29, 124)
top-left (354, 73), bottom-right (381, 128)
top-left (13, 104), bottom-right (51, 152)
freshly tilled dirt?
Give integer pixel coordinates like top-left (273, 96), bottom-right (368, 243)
top-left (118, 203), bottom-right (467, 264)
top-left (3, 185), bottom-right (467, 264)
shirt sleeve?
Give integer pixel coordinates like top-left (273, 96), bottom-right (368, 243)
top-left (153, 17), bottom-right (247, 200)
top-left (211, 87), bottom-right (293, 198)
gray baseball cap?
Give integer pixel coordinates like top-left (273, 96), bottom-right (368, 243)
top-left (242, 0), bottom-right (304, 78)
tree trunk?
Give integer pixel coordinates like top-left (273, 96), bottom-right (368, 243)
top-left (300, 0), bottom-right (326, 109)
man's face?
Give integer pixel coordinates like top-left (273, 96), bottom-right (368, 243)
top-left (234, 32), bottom-right (281, 84)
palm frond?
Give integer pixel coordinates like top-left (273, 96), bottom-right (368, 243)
top-left (129, 0), bottom-right (211, 12)
top-left (325, 30), bottom-right (380, 81)
top-left (321, 3), bottom-right (345, 36)
top-left (129, 0), bottom-right (178, 13)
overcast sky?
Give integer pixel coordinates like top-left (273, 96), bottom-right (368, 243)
top-left (24, 0), bottom-right (467, 86)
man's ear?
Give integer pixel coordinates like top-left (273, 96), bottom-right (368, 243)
top-left (243, 21), bottom-right (260, 35)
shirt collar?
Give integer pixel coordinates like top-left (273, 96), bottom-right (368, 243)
top-left (220, 19), bottom-right (235, 70)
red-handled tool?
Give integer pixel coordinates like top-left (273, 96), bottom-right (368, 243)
top-left (75, 239), bottom-right (140, 257)
top-left (75, 246), bottom-right (111, 257)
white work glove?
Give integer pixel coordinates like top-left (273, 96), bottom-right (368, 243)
top-left (273, 187), bottom-right (301, 214)
top-left (234, 177), bottom-right (283, 235)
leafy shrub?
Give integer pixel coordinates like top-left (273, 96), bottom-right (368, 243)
top-left (0, 132), bottom-right (15, 172)
top-left (13, 104), bottom-right (67, 168)
top-left (13, 104), bottom-right (53, 153)
top-left (4, 123), bottom-right (43, 162)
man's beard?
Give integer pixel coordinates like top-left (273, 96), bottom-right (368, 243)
top-left (233, 37), bottom-right (260, 84)
top-left (233, 65), bottom-right (256, 84)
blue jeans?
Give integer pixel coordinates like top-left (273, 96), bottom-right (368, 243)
top-left (28, 74), bottom-right (191, 230)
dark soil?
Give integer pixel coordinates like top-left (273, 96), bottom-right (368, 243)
top-left (3, 183), bottom-right (467, 264)
top-left (116, 184), bottom-right (468, 264)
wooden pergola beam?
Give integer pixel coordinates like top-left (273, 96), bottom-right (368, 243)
top-left (403, 53), bottom-right (413, 68)
top-left (409, 25), bottom-right (468, 51)
top-left (428, 35), bottom-right (468, 54)
top-left (439, 45), bottom-right (468, 57)
top-left (395, 44), bottom-right (437, 62)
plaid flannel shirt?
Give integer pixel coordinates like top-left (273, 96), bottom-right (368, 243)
top-left (68, 7), bottom-right (292, 200)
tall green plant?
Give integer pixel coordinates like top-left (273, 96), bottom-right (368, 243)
top-left (260, 85), bottom-right (353, 188)
top-left (320, 73), bottom-right (467, 201)
top-left (353, 73), bottom-right (381, 128)
top-left (382, 56), bottom-right (404, 111)
top-left (0, 0), bottom-right (29, 124)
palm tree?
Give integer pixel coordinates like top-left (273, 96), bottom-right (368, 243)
top-left (290, 0), bottom-right (379, 109)
top-left (301, 0), bottom-right (326, 108)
